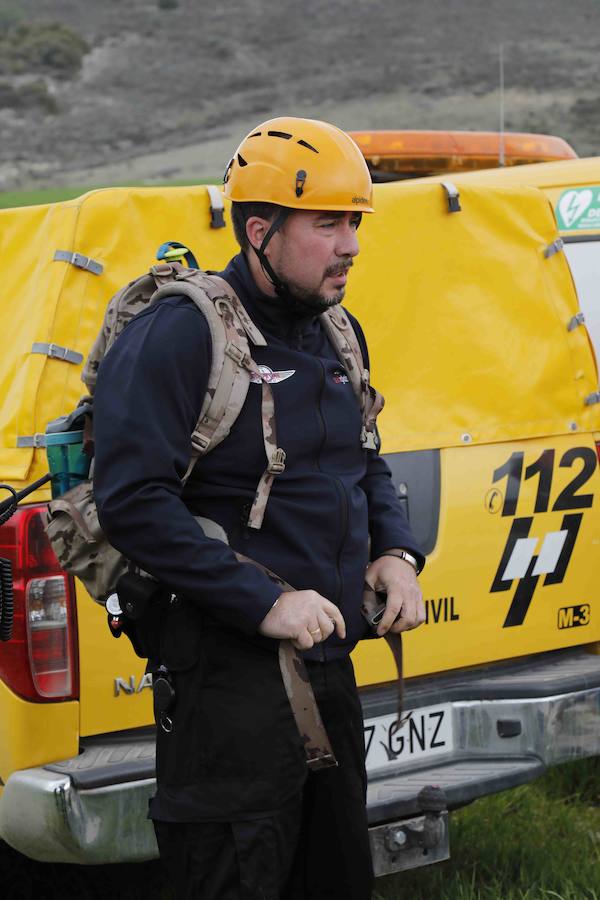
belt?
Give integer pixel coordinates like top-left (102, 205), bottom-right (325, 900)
top-left (235, 552), bottom-right (404, 772)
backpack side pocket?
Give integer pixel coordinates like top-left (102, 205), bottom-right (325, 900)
top-left (45, 480), bottom-right (127, 605)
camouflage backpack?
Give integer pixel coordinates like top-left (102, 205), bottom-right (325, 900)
top-left (45, 259), bottom-right (384, 606)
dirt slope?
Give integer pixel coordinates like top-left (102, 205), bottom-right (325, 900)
top-left (2, 0), bottom-right (599, 190)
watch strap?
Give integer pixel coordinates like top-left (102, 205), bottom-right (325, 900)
top-left (379, 549), bottom-right (422, 575)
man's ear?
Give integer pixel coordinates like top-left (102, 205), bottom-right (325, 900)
top-left (245, 216), bottom-right (271, 252)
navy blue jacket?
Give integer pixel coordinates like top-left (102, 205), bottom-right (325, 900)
top-left (94, 253), bottom-right (423, 659)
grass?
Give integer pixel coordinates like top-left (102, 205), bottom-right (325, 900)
top-left (0, 180), bottom-right (218, 210)
top-left (374, 757), bottom-right (600, 900)
top-left (0, 186), bottom-right (96, 208)
top-left (2, 758), bottom-right (600, 899)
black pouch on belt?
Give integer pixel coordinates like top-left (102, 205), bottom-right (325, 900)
top-left (116, 571), bottom-right (165, 660)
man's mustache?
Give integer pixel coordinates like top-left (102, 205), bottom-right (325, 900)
top-left (325, 260), bottom-right (354, 278)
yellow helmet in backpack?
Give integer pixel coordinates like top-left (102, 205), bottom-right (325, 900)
top-left (223, 116), bottom-right (374, 214)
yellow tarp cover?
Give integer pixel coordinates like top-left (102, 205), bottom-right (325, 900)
top-left (415, 156), bottom-right (600, 233)
top-left (0, 181), bottom-right (597, 487)
top-left (347, 180), bottom-right (600, 453)
top-left (0, 187), bottom-right (239, 484)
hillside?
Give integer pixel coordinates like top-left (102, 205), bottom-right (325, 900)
top-left (1, 0), bottom-right (599, 190)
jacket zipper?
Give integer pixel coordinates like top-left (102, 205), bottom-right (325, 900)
top-left (315, 359), bottom-right (350, 662)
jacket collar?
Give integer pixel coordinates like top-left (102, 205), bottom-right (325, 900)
top-left (219, 252), bottom-right (320, 341)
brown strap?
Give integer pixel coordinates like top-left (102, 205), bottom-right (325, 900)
top-left (208, 276), bottom-right (267, 347)
top-left (149, 261), bottom-right (185, 287)
top-left (320, 307), bottom-right (364, 406)
top-left (234, 550), bottom-right (337, 771)
top-left (246, 362), bottom-right (286, 530)
top-left (211, 293), bottom-right (286, 530)
top-left (361, 583), bottom-right (405, 723)
top-left (151, 272), bottom-right (286, 527)
top-left (319, 307), bottom-right (385, 450)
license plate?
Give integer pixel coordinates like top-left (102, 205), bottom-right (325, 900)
top-left (364, 703), bottom-right (454, 773)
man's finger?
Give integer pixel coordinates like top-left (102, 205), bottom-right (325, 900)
top-left (316, 610), bottom-right (336, 639)
top-left (388, 615), bottom-right (417, 634)
top-left (376, 589), bottom-right (404, 636)
top-left (380, 593), bottom-right (426, 635)
top-left (321, 601), bottom-right (346, 639)
top-left (292, 633), bottom-right (312, 651)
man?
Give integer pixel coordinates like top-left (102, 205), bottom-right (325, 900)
top-left (94, 116), bottom-right (426, 900)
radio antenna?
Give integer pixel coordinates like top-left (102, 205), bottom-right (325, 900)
top-left (499, 43), bottom-right (506, 166)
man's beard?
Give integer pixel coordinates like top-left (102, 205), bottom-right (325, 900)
top-left (275, 261), bottom-right (353, 318)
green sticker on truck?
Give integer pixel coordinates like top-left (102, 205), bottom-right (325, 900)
top-left (556, 186), bottom-right (600, 231)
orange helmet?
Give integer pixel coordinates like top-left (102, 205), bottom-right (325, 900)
top-left (223, 116), bottom-right (374, 213)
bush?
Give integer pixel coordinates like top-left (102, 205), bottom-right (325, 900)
top-left (0, 23), bottom-right (89, 79)
top-left (0, 78), bottom-right (58, 113)
top-left (0, 2), bottom-right (23, 31)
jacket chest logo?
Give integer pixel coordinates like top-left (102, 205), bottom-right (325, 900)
top-left (250, 365), bottom-right (296, 385)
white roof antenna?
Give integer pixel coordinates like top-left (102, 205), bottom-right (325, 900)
top-left (499, 43), bottom-right (506, 167)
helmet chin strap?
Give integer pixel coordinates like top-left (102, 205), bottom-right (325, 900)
top-left (251, 208), bottom-right (290, 296)
top-left (250, 208), bottom-right (342, 316)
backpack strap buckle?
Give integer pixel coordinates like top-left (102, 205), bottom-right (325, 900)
top-left (190, 431), bottom-right (211, 454)
top-left (224, 341), bottom-right (249, 368)
top-left (267, 448), bottom-right (286, 475)
top-left (361, 426), bottom-right (378, 451)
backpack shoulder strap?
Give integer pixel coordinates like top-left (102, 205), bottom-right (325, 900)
top-left (319, 306), bottom-right (384, 450)
top-left (82, 272), bottom-right (158, 393)
top-left (150, 268), bottom-right (257, 464)
top-left (150, 268), bottom-right (286, 529)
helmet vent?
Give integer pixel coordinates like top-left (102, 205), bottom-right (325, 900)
top-left (297, 139), bottom-right (319, 154)
top-left (268, 130), bottom-right (292, 140)
top-left (248, 132), bottom-right (262, 138)
top-left (237, 153), bottom-right (248, 167)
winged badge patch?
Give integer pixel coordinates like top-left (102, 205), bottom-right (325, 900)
top-left (249, 365), bottom-right (296, 385)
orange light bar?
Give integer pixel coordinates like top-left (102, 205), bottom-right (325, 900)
top-left (349, 130), bottom-right (577, 175)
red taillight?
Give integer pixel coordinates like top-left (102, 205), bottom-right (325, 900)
top-left (0, 504), bottom-right (78, 701)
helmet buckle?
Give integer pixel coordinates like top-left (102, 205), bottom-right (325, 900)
top-left (295, 169), bottom-right (307, 198)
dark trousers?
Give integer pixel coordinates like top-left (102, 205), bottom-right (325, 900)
top-left (153, 654), bottom-right (374, 900)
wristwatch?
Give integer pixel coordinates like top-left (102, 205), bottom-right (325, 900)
top-left (379, 549), bottom-right (422, 575)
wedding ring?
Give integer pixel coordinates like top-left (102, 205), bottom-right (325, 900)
top-left (309, 627), bottom-right (321, 635)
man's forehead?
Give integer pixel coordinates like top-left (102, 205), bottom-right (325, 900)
top-left (313, 210), bottom-right (346, 220)
top-left (283, 209), bottom-right (360, 226)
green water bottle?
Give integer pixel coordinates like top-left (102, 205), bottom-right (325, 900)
top-left (45, 405), bottom-right (92, 499)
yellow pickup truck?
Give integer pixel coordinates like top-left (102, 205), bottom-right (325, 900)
top-left (1, 170), bottom-right (600, 877)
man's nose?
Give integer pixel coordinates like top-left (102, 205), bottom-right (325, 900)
top-left (336, 220), bottom-right (360, 258)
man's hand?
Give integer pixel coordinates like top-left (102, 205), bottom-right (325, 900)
top-left (366, 555), bottom-right (425, 636)
top-left (258, 590), bottom-right (346, 651)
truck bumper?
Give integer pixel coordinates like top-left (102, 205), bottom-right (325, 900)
top-left (0, 728), bottom-right (157, 864)
top-left (2, 647), bottom-right (600, 867)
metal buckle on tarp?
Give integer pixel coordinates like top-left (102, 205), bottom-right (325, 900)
top-left (441, 181), bottom-right (461, 213)
top-left (31, 342), bottom-right (83, 365)
top-left (544, 238), bottom-right (564, 259)
top-left (53, 250), bottom-right (103, 275)
top-left (584, 391), bottom-right (600, 406)
top-left (567, 312), bottom-right (585, 332)
top-left (206, 185), bottom-right (226, 229)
